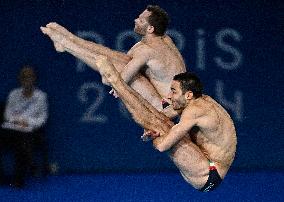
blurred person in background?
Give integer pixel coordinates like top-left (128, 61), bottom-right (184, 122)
top-left (0, 65), bottom-right (48, 188)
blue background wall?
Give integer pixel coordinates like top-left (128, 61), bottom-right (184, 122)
top-left (0, 0), bottom-right (283, 173)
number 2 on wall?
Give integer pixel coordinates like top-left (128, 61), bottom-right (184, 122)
top-left (78, 82), bottom-right (108, 123)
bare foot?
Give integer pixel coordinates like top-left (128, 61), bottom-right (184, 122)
top-left (40, 26), bottom-right (66, 52)
top-left (46, 22), bottom-right (73, 38)
top-left (54, 42), bottom-right (65, 52)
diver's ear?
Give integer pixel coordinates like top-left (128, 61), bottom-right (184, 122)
top-left (184, 91), bottom-right (194, 100)
top-left (147, 25), bottom-right (154, 34)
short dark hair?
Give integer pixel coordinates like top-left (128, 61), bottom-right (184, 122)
top-left (146, 5), bottom-right (169, 36)
top-left (173, 72), bottom-right (203, 98)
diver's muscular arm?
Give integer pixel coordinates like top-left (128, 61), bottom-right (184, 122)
top-left (152, 107), bottom-right (199, 152)
top-left (120, 46), bottom-right (151, 83)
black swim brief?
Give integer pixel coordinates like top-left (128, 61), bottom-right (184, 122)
top-left (199, 161), bottom-right (223, 192)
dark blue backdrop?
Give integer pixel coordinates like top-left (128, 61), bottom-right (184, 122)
top-left (0, 0), bottom-right (283, 173)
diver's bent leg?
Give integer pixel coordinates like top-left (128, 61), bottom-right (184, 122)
top-left (95, 56), bottom-right (173, 135)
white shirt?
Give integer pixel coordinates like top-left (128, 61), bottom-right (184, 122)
top-left (2, 87), bottom-right (48, 133)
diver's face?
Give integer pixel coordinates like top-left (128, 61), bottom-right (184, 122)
top-left (168, 80), bottom-right (187, 111)
top-left (134, 10), bottom-right (151, 35)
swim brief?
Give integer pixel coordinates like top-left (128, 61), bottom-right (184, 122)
top-left (199, 161), bottom-right (222, 192)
